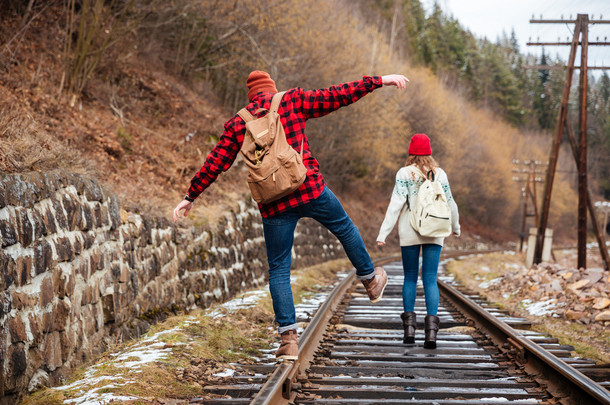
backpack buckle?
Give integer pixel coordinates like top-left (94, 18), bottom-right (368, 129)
top-left (254, 149), bottom-right (264, 166)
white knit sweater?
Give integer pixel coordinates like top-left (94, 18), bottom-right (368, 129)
top-left (376, 165), bottom-right (460, 246)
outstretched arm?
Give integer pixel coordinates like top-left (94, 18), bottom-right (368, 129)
top-left (301, 74), bottom-right (409, 119)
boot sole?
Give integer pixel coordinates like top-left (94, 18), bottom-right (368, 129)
top-left (403, 337), bottom-right (415, 344)
top-left (369, 276), bottom-right (388, 303)
top-left (276, 355), bottom-right (298, 361)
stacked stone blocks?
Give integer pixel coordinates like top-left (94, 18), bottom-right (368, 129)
top-left (0, 172), bottom-right (343, 404)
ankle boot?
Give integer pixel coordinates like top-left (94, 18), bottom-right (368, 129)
top-left (275, 329), bottom-right (298, 361)
top-left (424, 315), bottom-right (440, 349)
top-left (400, 312), bottom-right (416, 344)
top-left (361, 267), bottom-right (388, 303)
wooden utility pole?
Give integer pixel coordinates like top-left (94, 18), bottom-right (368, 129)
top-left (527, 14), bottom-right (610, 269)
top-left (565, 117), bottom-right (610, 270)
top-left (529, 16), bottom-right (580, 266)
top-left (577, 15), bottom-right (588, 268)
top-left (512, 160), bottom-right (545, 252)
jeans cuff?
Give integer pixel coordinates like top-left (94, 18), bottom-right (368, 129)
top-left (357, 270), bottom-right (375, 281)
top-left (278, 323), bottom-right (298, 334)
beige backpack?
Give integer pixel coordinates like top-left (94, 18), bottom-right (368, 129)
top-left (237, 92), bottom-right (307, 204)
top-left (408, 166), bottom-right (452, 238)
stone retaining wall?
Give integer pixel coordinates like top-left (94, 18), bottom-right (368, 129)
top-left (0, 172), bottom-right (343, 404)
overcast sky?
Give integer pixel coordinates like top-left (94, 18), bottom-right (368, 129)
top-left (425, 0), bottom-right (610, 69)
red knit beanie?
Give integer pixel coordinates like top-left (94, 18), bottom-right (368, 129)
top-left (246, 70), bottom-right (278, 101)
top-left (408, 133), bottom-right (432, 155)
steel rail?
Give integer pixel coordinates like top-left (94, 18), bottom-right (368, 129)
top-left (438, 278), bottom-right (610, 405)
top-left (250, 269), bottom-right (355, 404)
top-left (250, 256), bottom-right (397, 405)
top-left (251, 251), bottom-right (610, 404)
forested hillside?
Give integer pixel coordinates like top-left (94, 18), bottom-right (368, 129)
top-left (2, 0), bottom-right (608, 243)
top-left (366, 0), bottom-right (610, 192)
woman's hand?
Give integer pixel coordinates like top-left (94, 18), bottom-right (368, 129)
top-left (173, 200), bottom-right (193, 222)
top-left (377, 241), bottom-right (385, 247)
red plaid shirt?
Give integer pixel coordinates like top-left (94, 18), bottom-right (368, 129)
top-left (187, 76), bottom-right (383, 217)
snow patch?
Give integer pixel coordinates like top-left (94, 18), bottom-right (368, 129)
top-left (213, 369), bottom-right (236, 378)
top-left (478, 277), bottom-right (502, 289)
top-left (520, 298), bottom-right (562, 317)
top-left (208, 289), bottom-right (269, 318)
top-left (63, 390), bottom-right (136, 405)
top-left (54, 326), bottom-right (185, 404)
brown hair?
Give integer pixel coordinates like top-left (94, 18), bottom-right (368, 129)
top-left (405, 155), bottom-right (439, 176)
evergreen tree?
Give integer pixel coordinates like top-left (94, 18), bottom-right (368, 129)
top-left (509, 29), bottom-right (520, 54)
top-left (539, 48), bottom-right (549, 86)
top-left (533, 50), bottom-right (553, 129)
top-left (476, 39), bottom-right (524, 125)
top-left (403, 0), bottom-right (426, 62)
top-left (420, 2), bottom-right (444, 71)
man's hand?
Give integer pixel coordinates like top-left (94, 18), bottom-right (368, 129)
top-left (381, 74), bottom-right (409, 89)
top-left (377, 241), bottom-right (385, 246)
top-left (173, 200), bottom-right (193, 222)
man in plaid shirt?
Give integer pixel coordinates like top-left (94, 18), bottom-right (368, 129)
top-left (174, 71), bottom-right (409, 360)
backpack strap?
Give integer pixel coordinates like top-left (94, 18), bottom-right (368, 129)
top-left (409, 165), bottom-right (425, 179)
top-left (237, 108), bottom-right (254, 123)
top-left (268, 91), bottom-right (303, 157)
top-left (409, 165), bottom-right (437, 181)
top-left (238, 91), bottom-right (304, 157)
top-left (269, 91), bottom-right (287, 113)
top-left (237, 91), bottom-right (286, 121)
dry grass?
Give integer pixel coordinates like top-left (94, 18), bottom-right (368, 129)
top-left (0, 104), bottom-right (87, 174)
top-left (533, 319), bottom-right (610, 363)
top-left (292, 257), bottom-right (352, 303)
top-left (20, 308), bottom-right (274, 404)
top-left (104, 363), bottom-right (202, 399)
top-left (446, 252), bottom-right (513, 293)
top-left (19, 389), bottom-right (65, 405)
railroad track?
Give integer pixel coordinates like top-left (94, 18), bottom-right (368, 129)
top-left (194, 253), bottom-right (610, 404)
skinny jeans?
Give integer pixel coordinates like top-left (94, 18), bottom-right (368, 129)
top-left (262, 187), bottom-right (375, 333)
top-left (400, 244), bottom-right (442, 315)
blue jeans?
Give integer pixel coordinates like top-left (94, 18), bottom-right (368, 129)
top-left (262, 187), bottom-right (375, 332)
top-left (401, 244), bottom-right (442, 315)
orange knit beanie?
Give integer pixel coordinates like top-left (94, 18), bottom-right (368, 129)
top-left (246, 70), bottom-right (278, 101)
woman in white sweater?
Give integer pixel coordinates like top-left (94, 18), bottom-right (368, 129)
top-left (377, 134), bottom-right (460, 348)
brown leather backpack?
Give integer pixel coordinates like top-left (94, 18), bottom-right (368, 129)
top-left (237, 92), bottom-right (307, 204)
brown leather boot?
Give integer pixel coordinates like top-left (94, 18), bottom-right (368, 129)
top-left (361, 267), bottom-right (388, 303)
top-left (275, 329), bottom-right (298, 361)
top-left (424, 315), bottom-right (440, 349)
top-left (400, 311), bottom-right (416, 344)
